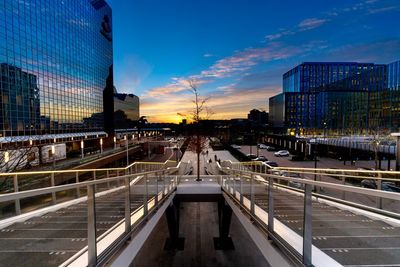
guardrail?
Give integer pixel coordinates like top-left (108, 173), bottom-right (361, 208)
top-left (217, 163), bottom-right (400, 266)
top-left (0, 160), bottom-right (177, 217)
top-left (0, 162), bottom-right (184, 267)
top-left (221, 160), bottom-right (400, 214)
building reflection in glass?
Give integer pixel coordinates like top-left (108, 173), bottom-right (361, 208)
top-left (0, 0), bottom-right (113, 138)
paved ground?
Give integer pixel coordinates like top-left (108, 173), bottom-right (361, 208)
top-left (133, 202), bottom-right (270, 267)
top-left (180, 139), bottom-right (236, 176)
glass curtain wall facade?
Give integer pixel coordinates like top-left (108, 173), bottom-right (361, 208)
top-left (114, 91), bottom-right (140, 129)
top-left (0, 0), bottom-right (113, 138)
top-left (276, 62), bottom-right (389, 135)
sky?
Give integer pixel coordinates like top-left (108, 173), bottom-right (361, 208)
top-left (107, 0), bottom-right (400, 123)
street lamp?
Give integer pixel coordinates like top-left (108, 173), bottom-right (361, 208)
top-left (4, 151), bottom-right (9, 170)
top-left (80, 140), bottom-right (84, 159)
top-left (125, 135), bottom-right (129, 166)
top-left (113, 136), bottom-right (117, 150)
top-left (51, 145), bottom-right (56, 169)
top-left (100, 138), bottom-right (103, 154)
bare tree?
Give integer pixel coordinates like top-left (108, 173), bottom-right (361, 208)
top-left (187, 79), bottom-right (213, 181)
top-left (0, 145), bottom-right (39, 192)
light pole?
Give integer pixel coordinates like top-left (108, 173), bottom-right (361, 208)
top-left (80, 140), bottom-right (84, 159)
top-left (4, 151), bottom-right (9, 170)
top-left (51, 145), bottom-right (56, 169)
top-left (100, 138), bottom-right (103, 154)
top-left (375, 140), bottom-right (380, 170)
top-left (125, 135), bottom-right (129, 166)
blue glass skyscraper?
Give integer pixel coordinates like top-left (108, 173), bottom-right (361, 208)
top-left (0, 0), bottom-right (112, 144)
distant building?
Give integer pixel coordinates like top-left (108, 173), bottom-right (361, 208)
top-left (247, 109), bottom-right (268, 125)
top-left (0, 64), bottom-right (40, 137)
top-left (269, 61), bottom-right (400, 135)
top-left (113, 88), bottom-right (140, 130)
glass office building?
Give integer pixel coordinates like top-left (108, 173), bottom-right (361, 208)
top-left (114, 90), bottom-right (140, 129)
top-left (283, 62), bottom-right (386, 93)
top-left (0, 0), bottom-right (112, 142)
top-left (270, 61), bottom-right (400, 135)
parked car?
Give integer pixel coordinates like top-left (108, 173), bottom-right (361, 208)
top-left (252, 156), bottom-right (268, 161)
top-left (231, 144), bottom-right (241, 149)
top-left (266, 146), bottom-right (277, 151)
top-left (258, 144), bottom-right (269, 149)
top-left (263, 161), bottom-right (278, 168)
top-left (361, 179), bottom-right (400, 192)
top-left (274, 150), bottom-right (290, 157)
top-left (246, 154), bottom-right (258, 160)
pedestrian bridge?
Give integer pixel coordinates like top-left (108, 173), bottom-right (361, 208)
top-left (0, 160), bottom-right (400, 266)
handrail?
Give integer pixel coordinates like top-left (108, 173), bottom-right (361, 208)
top-left (221, 160), bottom-right (400, 180)
top-left (0, 159), bottom-right (176, 176)
top-left (0, 165), bottom-right (179, 203)
top-left (217, 164), bottom-right (400, 267)
top-left (222, 167), bottom-right (400, 201)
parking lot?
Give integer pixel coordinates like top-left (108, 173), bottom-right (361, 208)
top-left (236, 145), bottom-right (388, 171)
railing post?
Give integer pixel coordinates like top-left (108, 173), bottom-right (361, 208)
top-left (239, 172), bottom-right (244, 205)
top-left (13, 174), bottom-right (21, 215)
top-left (93, 171), bottom-right (97, 191)
top-left (268, 176), bottom-right (274, 234)
top-left (143, 174), bottom-right (148, 217)
top-left (303, 183), bottom-right (312, 266)
top-left (155, 172), bottom-right (159, 206)
top-left (233, 174), bottom-right (237, 199)
top-left (106, 170), bottom-right (110, 189)
top-left (124, 177), bottom-right (131, 233)
top-left (250, 174), bottom-right (255, 215)
top-left (51, 173), bottom-right (56, 205)
top-left (162, 171), bottom-right (166, 197)
top-left (75, 172), bottom-right (80, 197)
top-left (87, 184), bottom-right (97, 267)
top-left (376, 173), bottom-right (382, 209)
top-left (341, 171), bottom-right (346, 200)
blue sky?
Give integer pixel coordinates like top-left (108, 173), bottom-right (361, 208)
top-left (107, 0), bottom-right (400, 123)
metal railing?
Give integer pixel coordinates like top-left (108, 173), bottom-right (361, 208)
top-left (0, 160), bottom-right (177, 218)
top-left (0, 162), bottom-right (184, 267)
top-left (218, 162), bottom-right (400, 267)
top-left (221, 160), bottom-right (400, 214)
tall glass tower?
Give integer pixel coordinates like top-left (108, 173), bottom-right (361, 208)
top-left (0, 0), bottom-right (112, 143)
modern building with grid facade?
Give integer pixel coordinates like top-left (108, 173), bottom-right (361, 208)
top-left (0, 0), bottom-right (112, 147)
top-left (269, 61), bottom-right (399, 135)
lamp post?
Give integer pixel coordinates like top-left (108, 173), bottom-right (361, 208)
top-left (100, 138), bottom-right (103, 154)
top-left (4, 151), bottom-right (9, 170)
top-left (51, 145), bottom-right (56, 169)
top-left (80, 140), bottom-right (84, 159)
top-left (375, 140), bottom-right (380, 170)
top-left (113, 136), bottom-right (116, 150)
top-left (125, 135), bottom-right (129, 166)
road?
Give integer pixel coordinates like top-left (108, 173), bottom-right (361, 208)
top-left (180, 139), bottom-right (236, 175)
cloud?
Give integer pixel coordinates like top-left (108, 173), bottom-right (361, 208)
top-left (298, 18), bottom-right (328, 31)
top-left (368, 5), bottom-right (400, 14)
top-left (203, 53), bottom-right (215, 58)
top-left (265, 30), bottom-right (293, 41)
top-left (324, 39), bottom-right (400, 63)
top-left (139, 0), bottom-right (399, 122)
